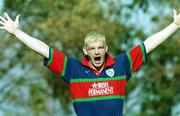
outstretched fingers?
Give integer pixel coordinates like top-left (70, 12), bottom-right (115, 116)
top-left (4, 12), bottom-right (12, 22)
top-left (0, 21), bottom-right (5, 25)
top-left (0, 13), bottom-right (19, 34)
top-left (0, 26), bottom-right (4, 29)
top-left (0, 16), bottom-right (7, 23)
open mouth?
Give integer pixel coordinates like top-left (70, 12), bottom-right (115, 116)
top-left (94, 56), bottom-right (101, 62)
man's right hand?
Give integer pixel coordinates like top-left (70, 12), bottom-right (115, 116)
top-left (0, 13), bottom-right (20, 34)
top-left (0, 13), bottom-right (49, 58)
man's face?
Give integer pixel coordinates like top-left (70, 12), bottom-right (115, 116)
top-left (83, 40), bottom-right (108, 68)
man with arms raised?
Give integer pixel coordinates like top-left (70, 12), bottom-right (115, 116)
top-left (0, 9), bottom-right (180, 116)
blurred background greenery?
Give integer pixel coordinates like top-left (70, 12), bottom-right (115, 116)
top-left (0, 0), bottom-right (180, 116)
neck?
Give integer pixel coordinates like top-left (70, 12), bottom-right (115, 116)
top-left (88, 62), bottom-right (105, 73)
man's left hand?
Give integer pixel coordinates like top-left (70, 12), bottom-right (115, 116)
top-left (173, 9), bottom-right (180, 28)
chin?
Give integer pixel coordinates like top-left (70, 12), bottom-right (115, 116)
top-left (93, 63), bottom-right (103, 68)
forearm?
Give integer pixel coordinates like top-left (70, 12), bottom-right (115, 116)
top-left (14, 29), bottom-right (49, 58)
top-left (144, 23), bottom-right (178, 53)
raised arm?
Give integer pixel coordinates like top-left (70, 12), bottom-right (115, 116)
top-left (0, 13), bottom-right (49, 58)
top-left (144, 9), bottom-right (180, 53)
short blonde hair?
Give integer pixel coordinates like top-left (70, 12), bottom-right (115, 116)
top-left (84, 31), bottom-right (106, 47)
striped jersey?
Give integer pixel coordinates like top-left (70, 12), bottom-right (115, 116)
top-left (44, 43), bottom-right (147, 116)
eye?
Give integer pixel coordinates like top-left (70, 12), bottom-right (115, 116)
top-left (98, 46), bottom-right (104, 49)
top-left (89, 47), bottom-right (95, 50)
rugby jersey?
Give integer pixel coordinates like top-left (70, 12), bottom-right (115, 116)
top-left (44, 43), bottom-right (147, 116)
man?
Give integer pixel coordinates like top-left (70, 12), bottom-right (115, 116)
top-left (0, 9), bottom-right (180, 116)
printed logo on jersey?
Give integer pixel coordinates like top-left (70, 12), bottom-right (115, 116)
top-left (85, 70), bottom-right (90, 73)
top-left (106, 68), bottom-right (115, 77)
top-left (88, 82), bottom-right (114, 96)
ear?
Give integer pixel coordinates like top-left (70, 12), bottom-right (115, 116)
top-left (83, 47), bottom-right (88, 55)
top-left (105, 45), bottom-right (108, 52)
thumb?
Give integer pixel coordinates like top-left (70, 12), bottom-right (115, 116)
top-left (15, 14), bottom-right (20, 25)
top-left (173, 9), bottom-right (177, 19)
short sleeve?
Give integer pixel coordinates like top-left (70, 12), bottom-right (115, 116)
top-left (126, 43), bottom-right (147, 74)
top-left (44, 48), bottom-right (67, 77)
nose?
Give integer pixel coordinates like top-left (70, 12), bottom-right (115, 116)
top-left (95, 48), bottom-right (99, 55)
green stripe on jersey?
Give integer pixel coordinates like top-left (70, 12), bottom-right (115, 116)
top-left (73, 95), bottom-right (124, 102)
top-left (47, 48), bottom-right (54, 66)
top-left (140, 44), bottom-right (147, 63)
top-left (126, 52), bottom-right (133, 72)
top-left (70, 75), bottom-right (126, 83)
top-left (59, 56), bottom-right (68, 77)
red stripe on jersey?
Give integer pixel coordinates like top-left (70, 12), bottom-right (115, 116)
top-left (49, 49), bottom-right (66, 75)
top-left (70, 79), bottom-right (126, 99)
top-left (129, 45), bottom-right (143, 72)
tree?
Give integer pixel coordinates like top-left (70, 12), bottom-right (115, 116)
top-left (1, 0), bottom-right (180, 115)
top-left (0, 0), bottom-right (129, 115)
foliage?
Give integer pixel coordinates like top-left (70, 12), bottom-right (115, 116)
top-left (0, 0), bottom-right (180, 115)
top-left (0, 0), bottom-right (129, 115)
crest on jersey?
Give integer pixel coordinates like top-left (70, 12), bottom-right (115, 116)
top-left (105, 68), bottom-right (114, 77)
